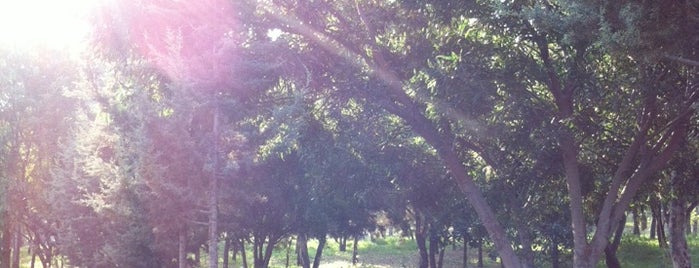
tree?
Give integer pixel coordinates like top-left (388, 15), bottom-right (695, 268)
top-left (251, 1), bottom-right (699, 267)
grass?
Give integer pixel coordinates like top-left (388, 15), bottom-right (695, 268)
top-left (222, 236), bottom-right (501, 268)
top-left (19, 235), bottom-right (699, 267)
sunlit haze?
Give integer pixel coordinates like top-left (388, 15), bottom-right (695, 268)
top-left (0, 0), bottom-right (99, 54)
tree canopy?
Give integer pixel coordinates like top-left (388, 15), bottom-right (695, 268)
top-left (0, 0), bottom-right (697, 268)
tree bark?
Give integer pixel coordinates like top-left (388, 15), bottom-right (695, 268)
top-left (179, 230), bottom-right (187, 268)
top-left (669, 170), bottom-right (693, 268)
top-left (477, 241), bottom-right (484, 268)
top-left (415, 214), bottom-right (428, 268)
top-left (223, 236), bottom-right (230, 268)
top-left (352, 235), bottom-right (359, 265)
top-left (209, 105), bottom-right (221, 268)
top-left (311, 236), bottom-right (326, 268)
top-left (241, 239), bottom-right (248, 268)
top-left (463, 233), bottom-right (469, 268)
top-left (604, 217), bottom-right (626, 268)
top-left (633, 208), bottom-right (641, 235)
top-left (670, 199), bottom-right (692, 268)
top-left (296, 234), bottom-right (310, 268)
top-left (1, 219), bottom-right (11, 268)
top-left (11, 226), bottom-right (20, 268)
top-left (429, 232), bottom-right (439, 268)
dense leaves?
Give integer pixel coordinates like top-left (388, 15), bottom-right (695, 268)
top-left (0, 1), bottom-right (697, 268)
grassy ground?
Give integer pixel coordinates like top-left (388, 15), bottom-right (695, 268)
top-left (219, 236), bottom-right (502, 268)
top-left (19, 235), bottom-right (699, 267)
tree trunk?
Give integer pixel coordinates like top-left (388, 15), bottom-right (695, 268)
top-left (11, 226), bottom-right (20, 268)
top-left (296, 234), bottom-right (310, 268)
top-left (352, 235), bottom-right (359, 265)
top-left (262, 236), bottom-right (276, 268)
top-left (429, 232), bottom-right (439, 268)
top-left (669, 172), bottom-right (692, 268)
top-left (670, 201), bottom-right (692, 268)
top-left (241, 239), bottom-right (248, 268)
top-left (438, 247), bottom-right (445, 268)
top-left (179, 230), bottom-right (187, 268)
top-left (633, 208), bottom-right (641, 235)
top-left (650, 214), bottom-right (657, 239)
top-left (223, 236), bottom-right (230, 268)
top-left (1, 220), bottom-right (11, 268)
top-left (477, 241), bottom-right (483, 268)
top-left (415, 214), bottom-right (428, 268)
top-left (338, 236), bottom-right (347, 252)
top-left (209, 106), bottom-right (220, 268)
top-left (285, 237), bottom-right (291, 268)
top-left (463, 234), bottom-right (469, 268)
top-left (604, 216), bottom-right (626, 268)
top-left (311, 236), bottom-right (326, 268)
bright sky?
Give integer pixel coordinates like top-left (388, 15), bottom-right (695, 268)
top-left (0, 0), bottom-right (99, 54)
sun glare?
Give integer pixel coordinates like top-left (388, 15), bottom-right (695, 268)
top-left (0, 0), bottom-right (99, 54)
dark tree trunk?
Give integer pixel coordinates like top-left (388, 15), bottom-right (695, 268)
top-left (604, 216), bottom-right (626, 268)
top-left (241, 239), bottom-right (248, 268)
top-left (285, 237), bottom-right (292, 268)
top-left (352, 235), bottom-right (359, 265)
top-left (223, 236), bottom-right (230, 268)
top-left (262, 236), bottom-right (276, 268)
top-left (438, 247), bottom-right (445, 268)
top-left (31, 251), bottom-right (36, 268)
top-left (415, 215), bottom-right (429, 268)
top-left (338, 236), bottom-right (347, 252)
top-left (429, 233), bottom-right (439, 268)
top-left (296, 234), bottom-right (310, 268)
top-left (462, 234), bottom-right (469, 268)
top-left (477, 241), bottom-right (484, 268)
top-left (195, 248), bottom-right (201, 267)
top-left (650, 214), bottom-right (657, 239)
top-left (311, 236), bottom-right (326, 268)
top-left (633, 208), bottom-right (641, 235)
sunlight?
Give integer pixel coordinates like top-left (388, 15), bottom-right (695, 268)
top-left (0, 0), bottom-right (100, 54)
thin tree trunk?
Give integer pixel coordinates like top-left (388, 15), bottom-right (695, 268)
top-left (352, 235), bottom-right (359, 265)
top-left (209, 106), bottom-right (220, 268)
top-left (462, 233), bottom-right (468, 268)
top-left (297, 234), bottom-right (310, 268)
top-left (262, 236), bottom-right (276, 268)
top-left (31, 251), bottom-right (36, 268)
top-left (477, 241), bottom-right (483, 268)
top-left (179, 230), bottom-right (187, 268)
top-left (438, 247), bottom-right (445, 268)
top-left (604, 216), bottom-right (626, 268)
top-left (223, 236), bottom-right (230, 268)
top-left (428, 233), bottom-right (439, 268)
top-left (651, 214), bottom-right (657, 239)
top-left (633, 208), bottom-right (641, 235)
top-left (311, 236), bottom-right (326, 268)
top-left (415, 214), bottom-right (428, 268)
top-left (241, 239), bottom-right (248, 268)
top-left (11, 226), bottom-right (20, 268)
top-left (285, 237), bottom-right (292, 268)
